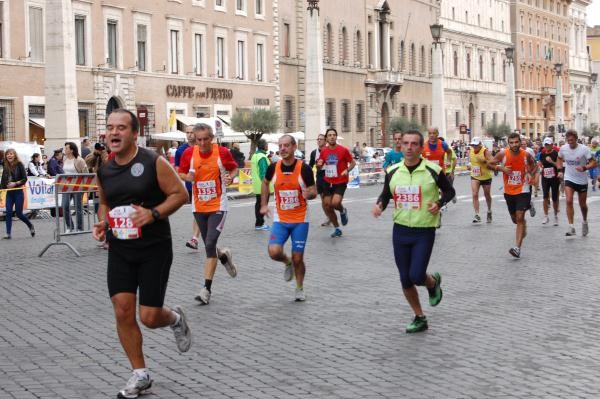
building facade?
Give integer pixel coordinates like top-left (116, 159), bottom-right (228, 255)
top-left (588, 25), bottom-right (600, 129)
top-left (278, 0), bottom-right (436, 148)
top-left (0, 0), bottom-right (278, 143)
top-left (568, 0), bottom-right (591, 133)
top-left (510, 0), bottom-right (572, 139)
top-left (439, 0), bottom-right (512, 141)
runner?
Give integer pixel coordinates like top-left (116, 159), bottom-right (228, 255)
top-left (383, 131), bottom-right (404, 169)
top-left (251, 139), bottom-right (271, 230)
top-left (538, 137), bottom-right (560, 225)
top-left (441, 137), bottom-right (457, 204)
top-left (308, 134), bottom-right (331, 227)
top-left (316, 128), bottom-right (355, 237)
top-left (372, 130), bottom-right (455, 333)
top-left (175, 126), bottom-right (201, 250)
top-left (178, 123), bottom-right (239, 304)
top-left (92, 109), bottom-right (191, 399)
top-left (589, 139), bottom-right (600, 191)
top-left (488, 132), bottom-right (537, 258)
top-left (520, 136), bottom-right (538, 216)
top-left (423, 127), bottom-right (453, 173)
top-left (260, 135), bottom-right (317, 301)
top-left (556, 130), bottom-right (597, 236)
top-left (468, 137), bottom-right (493, 223)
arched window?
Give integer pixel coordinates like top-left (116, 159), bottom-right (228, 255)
top-left (453, 51), bottom-right (458, 76)
top-left (400, 41), bottom-right (405, 71)
top-left (410, 43), bottom-right (416, 74)
top-left (479, 55), bottom-right (484, 79)
top-left (355, 30), bottom-right (362, 66)
top-left (420, 45), bottom-right (426, 74)
top-left (491, 56), bottom-right (495, 81)
top-left (466, 52), bottom-right (471, 78)
top-left (326, 23), bottom-right (333, 61)
top-left (341, 26), bottom-right (348, 64)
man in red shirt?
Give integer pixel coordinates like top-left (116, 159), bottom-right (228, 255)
top-left (317, 128), bottom-right (356, 237)
top-left (178, 123), bottom-right (239, 305)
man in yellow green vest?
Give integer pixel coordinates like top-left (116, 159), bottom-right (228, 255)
top-left (251, 139), bottom-right (271, 230)
top-left (468, 137), bottom-right (494, 223)
top-left (372, 130), bottom-right (455, 333)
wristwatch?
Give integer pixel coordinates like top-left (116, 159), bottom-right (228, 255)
top-left (151, 208), bottom-right (161, 222)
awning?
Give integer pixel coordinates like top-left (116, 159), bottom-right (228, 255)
top-left (29, 118), bottom-right (45, 128)
top-left (175, 116), bottom-right (248, 143)
top-left (150, 130), bottom-right (187, 141)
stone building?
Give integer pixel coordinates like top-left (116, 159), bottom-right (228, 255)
top-left (510, 0), bottom-right (572, 138)
top-left (588, 25), bottom-right (600, 129)
top-left (0, 0), bottom-right (277, 143)
top-left (568, 0), bottom-right (591, 134)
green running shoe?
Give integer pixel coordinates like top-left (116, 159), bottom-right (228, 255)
top-left (406, 315), bottom-right (428, 333)
top-left (428, 272), bottom-right (443, 307)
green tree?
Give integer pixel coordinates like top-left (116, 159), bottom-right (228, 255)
top-left (486, 122), bottom-right (511, 143)
top-left (388, 117), bottom-right (425, 134)
top-left (582, 126), bottom-right (595, 141)
top-left (231, 108), bottom-right (279, 155)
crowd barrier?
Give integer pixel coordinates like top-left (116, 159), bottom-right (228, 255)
top-left (38, 174), bottom-right (98, 258)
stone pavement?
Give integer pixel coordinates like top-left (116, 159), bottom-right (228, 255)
top-left (1, 175), bottom-right (600, 398)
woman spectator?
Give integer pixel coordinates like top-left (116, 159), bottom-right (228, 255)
top-left (61, 142), bottom-right (89, 232)
top-left (0, 149), bottom-right (35, 239)
top-left (27, 153), bottom-right (47, 177)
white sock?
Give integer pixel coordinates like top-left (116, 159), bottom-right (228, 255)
top-left (133, 368), bottom-right (148, 378)
top-left (171, 311), bottom-right (181, 327)
top-left (569, 224), bottom-right (574, 229)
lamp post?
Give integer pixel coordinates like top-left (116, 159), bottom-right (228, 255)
top-left (504, 47), bottom-right (517, 132)
top-left (591, 72), bottom-right (599, 128)
top-left (430, 24), bottom-right (445, 137)
top-left (554, 63), bottom-right (563, 134)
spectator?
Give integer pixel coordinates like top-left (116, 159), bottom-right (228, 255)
top-left (47, 149), bottom-right (64, 176)
top-left (0, 148), bottom-right (35, 239)
top-left (168, 141), bottom-right (179, 164)
top-left (85, 143), bottom-right (108, 174)
top-left (61, 141), bottom-right (89, 232)
top-left (27, 153), bottom-right (47, 177)
top-left (81, 138), bottom-right (92, 159)
top-left (230, 142), bottom-right (246, 168)
top-left (352, 141), bottom-right (361, 159)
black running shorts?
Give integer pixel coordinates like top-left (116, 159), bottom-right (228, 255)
top-left (504, 192), bottom-right (532, 215)
top-left (322, 182), bottom-right (347, 197)
top-left (564, 180), bottom-right (587, 193)
top-left (107, 240), bottom-right (173, 307)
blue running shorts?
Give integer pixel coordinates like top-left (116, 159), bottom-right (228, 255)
top-left (269, 222), bottom-right (309, 253)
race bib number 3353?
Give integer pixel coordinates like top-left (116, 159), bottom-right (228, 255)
top-left (196, 180), bottom-right (218, 201)
top-left (394, 185), bottom-right (422, 210)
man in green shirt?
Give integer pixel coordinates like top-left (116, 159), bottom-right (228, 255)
top-left (251, 139), bottom-right (270, 230)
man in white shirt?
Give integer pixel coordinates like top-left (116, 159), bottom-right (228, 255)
top-left (557, 130), bottom-right (597, 236)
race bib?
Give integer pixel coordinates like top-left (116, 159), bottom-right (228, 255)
top-left (279, 190), bottom-right (300, 210)
top-left (543, 167), bottom-right (555, 178)
top-left (394, 185), bottom-right (422, 210)
top-left (107, 205), bottom-right (141, 240)
top-left (472, 166), bottom-right (481, 177)
top-left (196, 180), bottom-right (218, 202)
top-left (325, 163), bottom-right (338, 178)
top-left (507, 171), bottom-right (522, 186)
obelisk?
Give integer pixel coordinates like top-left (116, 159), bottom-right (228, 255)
top-left (304, 0), bottom-right (326, 156)
top-left (44, 0), bottom-right (81, 152)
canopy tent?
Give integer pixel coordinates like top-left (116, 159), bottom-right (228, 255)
top-left (175, 116), bottom-right (248, 143)
top-left (263, 132), bottom-right (344, 143)
top-left (149, 130), bottom-right (187, 141)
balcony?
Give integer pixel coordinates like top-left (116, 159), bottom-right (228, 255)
top-left (541, 87), bottom-right (556, 96)
top-left (365, 70), bottom-right (404, 86)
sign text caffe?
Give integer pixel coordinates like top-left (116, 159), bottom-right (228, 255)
top-left (166, 85), bottom-right (234, 101)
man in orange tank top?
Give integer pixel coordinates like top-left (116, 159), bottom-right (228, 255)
top-left (260, 135), bottom-right (317, 301)
top-left (423, 127), bottom-right (453, 176)
top-left (488, 132), bottom-right (537, 258)
top-left (178, 123), bottom-right (239, 305)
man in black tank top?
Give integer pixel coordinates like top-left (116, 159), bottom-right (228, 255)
top-left (93, 109), bottom-right (191, 399)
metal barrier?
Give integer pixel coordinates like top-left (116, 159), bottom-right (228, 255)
top-left (38, 173), bottom-right (98, 257)
top-left (358, 161), bottom-right (385, 183)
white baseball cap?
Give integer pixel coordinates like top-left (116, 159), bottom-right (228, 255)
top-left (470, 137), bottom-right (482, 146)
top-left (543, 137), bottom-right (553, 145)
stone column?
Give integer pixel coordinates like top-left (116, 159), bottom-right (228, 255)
top-left (506, 61), bottom-right (517, 131)
top-left (555, 75), bottom-right (564, 133)
top-left (381, 20), bottom-right (390, 70)
top-left (304, 1), bottom-right (326, 156)
top-left (44, 0), bottom-right (80, 152)
top-left (431, 42), bottom-right (445, 137)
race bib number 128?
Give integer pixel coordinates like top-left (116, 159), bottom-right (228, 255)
top-left (108, 205), bottom-right (141, 240)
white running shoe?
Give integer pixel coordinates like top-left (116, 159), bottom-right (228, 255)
top-left (529, 201), bottom-right (536, 217)
top-left (553, 216), bottom-right (559, 226)
top-left (295, 288), bottom-right (306, 302)
top-left (171, 306), bottom-right (192, 353)
top-left (117, 373), bottom-right (152, 399)
top-left (542, 216), bottom-right (549, 225)
top-left (566, 227), bottom-right (576, 236)
top-left (582, 222), bottom-right (589, 237)
top-left (284, 261), bottom-right (294, 282)
top-left (217, 247), bottom-right (237, 278)
top-left (194, 287), bottom-right (211, 305)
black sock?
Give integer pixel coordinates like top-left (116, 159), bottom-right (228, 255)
top-left (205, 279), bottom-right (213, 292)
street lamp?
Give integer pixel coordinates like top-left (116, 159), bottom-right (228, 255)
top-left (554, 63), bottom-right (563, 133)
top-left (430, 24), bottom-right (443, 44)
top-left (554, 63), bottom-right (562, 76)
top-left (505, 47), bottom-right (516, 132)
top-left (592, 73), bottom-right (598, 84)
top-left (505, 47), bottom-right (514, 63)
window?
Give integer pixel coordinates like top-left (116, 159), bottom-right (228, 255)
top-left (75, 15), bottom-right (86, 65)
top-left (236, 40), bottom-right (245, 79)
top-left (284, 97), bottom-right (294, 131)
top-left (490, 17), bottom-right (493, 29)
top-left (479, 55), bottom-right (483, 80)
top-left (420, 45), bottom-right (425, 74)
top-left (216, 36), bottom-right (225, 78)
top-left (137, 25), bottom-right (147, 71)
top-left (0, 106), bottom-right (6, 140)
top-left (326, 23), bottom-right (333, 61)
top-left (170, 29), bottom-right (179, 74)
top-left (356, 102), bottom-right (364, 131)
top-left (78, 109), bottom-right (88, 138)
top-left (410, 43), bottom-right (416, 74)
top-left (466, 52), bottom-right (471, 78)
top-left (0, 99), bottom-right (14, 141)
top-left (481, 112), bottom-right (486, 127)
top-left (341, 101), bottom-right (350, 132)
top-left (326, 99), bottom-right (336, 128)
top-left (237, 0), bottom-right (245, 12)
top-left (256, 43), bottom-right (264, 81)
top-left (367, 31), bottom-right (373, 66)
top-left (465, 11), bottom-right (468, 24)
top-left (255, 0), bottom-right (263, 15)
top-left (107, 20), bottom-right (118, 68)
top-left (501, 20), bottom-right (504, 32)
top-left (283, 23), bottom-right (290, 57)
top-left (400, 41), bottom-right (405, 71)
top-left (452, 7), bottom-right (455, 20)
top-left (355, 30), bottom-right (362, 66)
top-left (0, 2), bottom-right (3, 58)
top-left (455, 111), bottom-right (460, 127)
top-left (216, 0), bottom-right (223, 5)
top-left (389, 37), bottom-right (395, 69)
top-left (453, 51), bottom-right (458, 76)
top-left (341, 27), bottom-right (348, 64)
top-left (502, 61), bottom-right (506, 82)
top-left (194, 33), bottom-right (203, 75)
top-left (29, 6), bottom-right (44, 62)
top-left (478, 14), bottom-right (481, 26)
top-left (491, 56), bottom-right (495, 81)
